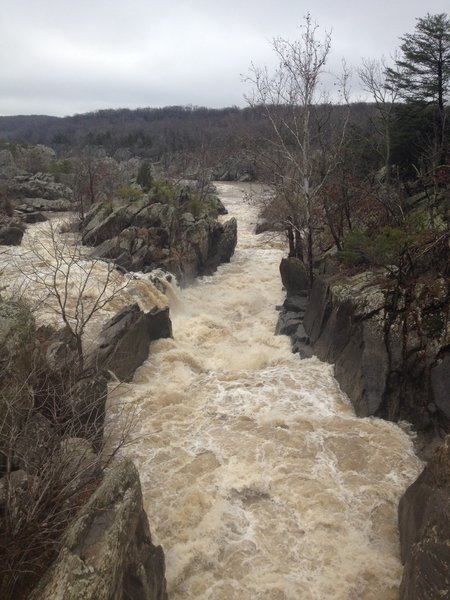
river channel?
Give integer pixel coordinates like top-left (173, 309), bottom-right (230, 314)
top-left (111, 182), bottom-right (422, 600)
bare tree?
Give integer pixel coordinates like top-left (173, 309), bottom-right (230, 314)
top-left (73, 147), bottom-right (123, 220)
top-left (0, 355), bottom-right (136, 599)
top-left (358, 56), bottom-right (400, 180)
top-left (245, 13), bottom-right (350, 284)
top-left (12, 220), bottom-right (129, 372)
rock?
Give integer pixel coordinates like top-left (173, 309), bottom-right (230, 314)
top-left (209, 195), bottom-right (227, 215)
top-left (7, 172), bottom-right (74, 213)
top-left (66, 374), bottom-right (108, 447)
top-left (82, 199), bottom-right (151, 246)
top-left (334, 319), bottom-right (389, 417)
top-left (275, 311), bottom-right (303, 336)
top-left (21, 211), bottom-right (47, 224)
top-left (57, 438), bottom-right (101, 493)
top-left (216, 217), bottom-right (237, 264)
top-left (213, 154), bottom-right (256, 182)
top-left (0, 225), bottom-right (24, 245)
top-left (29, 459), bottom-right (168, 600)
top-left (304, 277), bottom-right (390, 416)
top-left (303, 272), bottom-right (450, 430)
top-left (13, 413), bottom-right (58, 473)
top-left (283, 295), bottom-right (309, 312)
top-left (303, 276), bottom-right (331, 344)
top-left (292, 341), bottom-right (314, 359)
top-left (16, 197), bottom-right (74, 212)
top-left (431, 353), bottom-right (450, 420)
top-left (292, 323), bottom-right (309, 344)
top-left (398, 436), bottom-right (450, 599)
top-left (88, 304), bottom-right (172, 382)
top-left (82, 188), bottom-right (237, 283)
top-left (279, 257), bottom-right (309, 296)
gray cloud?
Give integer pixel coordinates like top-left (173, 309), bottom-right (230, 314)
top-left (0, 0), bottom-right (448, 116)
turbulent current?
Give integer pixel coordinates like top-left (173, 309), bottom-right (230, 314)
top-left (109, 183), bottom-right (422, 599)
top-left (0, 182), bottom-right (423, 599)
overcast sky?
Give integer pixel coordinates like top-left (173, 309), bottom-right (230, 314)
top-left (0, 0), bottom-right (448, 117)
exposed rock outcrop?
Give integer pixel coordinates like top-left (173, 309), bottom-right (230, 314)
top-left (9, 173), bottom-right (74, 211)
top-left (275, 258), bottom-right (313, 358)
top-left (213, 154), bottom-right (256, 182)
top-left (0, 223), bottom-right (25, 245)
top-left (29, 459), bottom-right (168, 600)
top-left (279, 257), bottom-right (309, 296)
top-left (0, 300), bottom-right (171, 599)
top-left (88, 304), bottom-right (172, 381)
top-left (302, 271), bottom-right (450, 434)
top-left (398, 436), bottom-right (450, 599)
top-left (82, 188), bottom-right (237, 284)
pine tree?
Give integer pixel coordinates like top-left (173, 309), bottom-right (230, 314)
top-left (387, 13), bottom-right (450, 166)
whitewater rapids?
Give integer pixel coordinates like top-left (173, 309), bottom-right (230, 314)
top-left (109, 182), bottom-right (422, 599)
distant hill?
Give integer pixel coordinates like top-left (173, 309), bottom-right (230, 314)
top-left (0, 106), bottom-right (264, 161)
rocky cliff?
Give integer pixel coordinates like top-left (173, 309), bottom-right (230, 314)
top-left (278, 257), bottom-right (449, 597)
top-left (302, 270), bottom-right (449, 444)
top-left (398, 435), bottom-right (450, 599)
top-left (82, 184), bottom-right (237, 285)
top-left (0, 300), bottom-right (170, 599)
top-left (29, 459), bottom-right (167, 600)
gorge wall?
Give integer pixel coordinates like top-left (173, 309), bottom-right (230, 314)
top-left (279, 259), bottom-right (449, 598)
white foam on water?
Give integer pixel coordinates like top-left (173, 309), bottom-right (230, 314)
top-left (0, 187), bottom-right (423, 599)
top-left (111, 183), bottom-right (423, 600)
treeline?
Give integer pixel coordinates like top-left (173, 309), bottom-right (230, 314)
top-left (0, 106), bottom-right (264, 164)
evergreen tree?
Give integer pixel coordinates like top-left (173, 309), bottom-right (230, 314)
top-left (387, 13), bottom-right (450, 166)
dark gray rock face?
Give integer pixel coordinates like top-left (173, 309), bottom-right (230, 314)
top-left (298, 270), bottom-right (449, 595)
top-left (303, 272), bottom-right (450, 427)
top-left (88, 304), bottom-right (172, 382)
top-left (279, 257), bottom-right (309, 296)
top-left (398, 436), bottom-right (450, 600)
top-left (82, 193), bottom-right (237, 284)
top-left (29, 459), bottom-right (168, 600)
top-left (431, 353), bottom-right (450, 420)
top-left (9, 173), bottom-right (73, 203)
top-left (275, 260), bottom-right (313, 359)
top-left (0, 224), bottom-right (24, 245)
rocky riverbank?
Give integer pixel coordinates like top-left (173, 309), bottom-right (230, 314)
top-left (276, 255), bottom-right (450, 598)
top-left (0, 299), bottom-right (171, 599)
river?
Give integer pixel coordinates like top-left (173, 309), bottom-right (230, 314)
top-left (105, 182), bottom-right (423, 599)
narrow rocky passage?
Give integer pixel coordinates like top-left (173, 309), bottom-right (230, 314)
top-left (110, 182), bottom-right (422, 600)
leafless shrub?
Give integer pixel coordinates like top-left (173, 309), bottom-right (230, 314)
top-left (0, 357), bottom-right (136, 599)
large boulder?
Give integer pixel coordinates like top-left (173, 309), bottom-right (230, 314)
top-left (29, 459), bottom-right (168, 600)
top-left (216, 217), bottom-right (237, 263)
top-left (398, 436), bottom-right (450, 599)
top-left (279, 257), bottom-right (309, 296)
top-left (0, 224), bottom-right (25, 245)
top-left (88, 304), bottom-right (172, 382)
